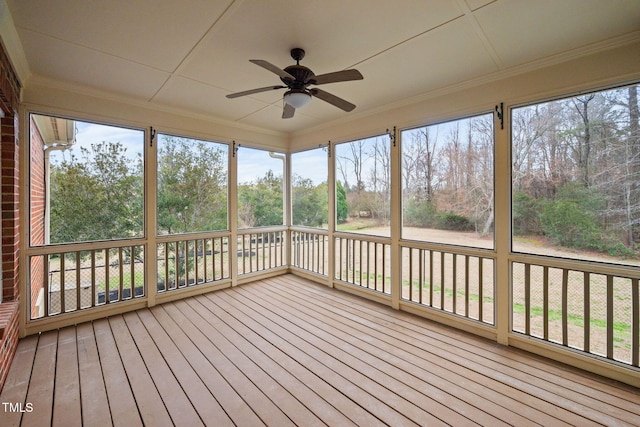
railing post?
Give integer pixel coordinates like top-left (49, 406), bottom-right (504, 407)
top-left (327, 142), bottom-right (336, 287)
top-left (390, 127), bottom-right (401, 309)
top-left (494, 105), bottom-right (510, 345)
top-left (145, 127), bottom-right (157, 307)
top-left (229, 143), bottom-right (239, 286)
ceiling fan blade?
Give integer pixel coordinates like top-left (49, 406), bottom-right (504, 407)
top-left (282, 103), bottom-right (295, 119)
top-left (226, 85), bottom-right (286, 99)
top-left (310, 88), bottom-right (356, 112)
top-left (250, 59), bottom-right (295, 80)
top-left (311, 69), bottom-right (363, 85)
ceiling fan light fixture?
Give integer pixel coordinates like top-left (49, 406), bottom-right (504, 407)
top-left (284, 90), bottom-right (312, 109)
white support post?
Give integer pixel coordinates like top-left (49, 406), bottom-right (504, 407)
top-left (390, 127), bottom-right (401, 310)
top-left (494, 106), bottom-right (510, 345)
top-left (327, 142), bottom-right (336, 287)
top-left (145, 127), bottom-right (157, 307)
top-left (229, 142), bottom-right (239, 286)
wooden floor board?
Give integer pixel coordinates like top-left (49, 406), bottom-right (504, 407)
top-left (76, 322), bottom-right (112, 427)
top-left (183, 297), bottom-right (326, 427)
top-left (136, 309), bottom-right (233, 426)
top-left (149, 305), bottom-right (266, 427)
top-left (213, 286), bottom-right (434, 426)
top-left (122, 311), bottom-right (204, 427)
top-left (0, 335), bottom-right (38, 427)
top-left (52, 326), bottom-right (81, 427)
top-left (205, 290), bottom-right (391, 427)
top-left (20, 330), bottom-right (57, 427)
top-left (268, 276), bottom-right (595, 425)
top-left (257, 277), bottom-right (553, 426)
top-left (108, 315), bottom-right (173, 426)
top-left (165, 300), bottom-right (296, 427)
top-left (194, 293), bottom-right (360, 427)
top-left (228, 281), bottom-right (487, 426)
top-left (2, 274), bottom-right (639, 426)
top-left (204, 291), bottom-right (406, 426)
top-left (92, 318), bottom-right (142, 427)
top-left (272, 275), bottom-right (630, 426)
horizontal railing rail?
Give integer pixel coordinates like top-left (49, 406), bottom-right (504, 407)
top-left (290, 228), bottom-right (329, 276)
top-left (237, 228), bottom-right (287, 275)
top-left (28, 242), bottom-right (145, 320)
top-left (512, 258), bottom-right (639, 368)
top-left (335, 233), bottom-right (391, 294)
top-left (401, 242), bottom-right (495, 325)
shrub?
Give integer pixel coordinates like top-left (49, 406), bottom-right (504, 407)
top-left (403, 199), bottom-right (437, 227)
top-left (336, 181), bottom-right (348, 224)
top-left (512, 191), bottom-right (543, 235)
top-left (436, 212), bottom-right (475, 231)
top-left (538, 182), bottom-right (634, 255)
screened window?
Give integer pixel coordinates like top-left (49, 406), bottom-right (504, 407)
top-left (30, 113), bottom-right (144, 245)
top-left (335, 135), bottom-right (391, 237)
top-left (291, 148), bottom-right (328, 228)
top-left (237, 148), bottom-right (285, 228)
top-left (157, 134), bottom-right (228, 235)
top-left (401, 113), bottom-right (494, 248)
top-left (511, 83), bottom-right (640, 265)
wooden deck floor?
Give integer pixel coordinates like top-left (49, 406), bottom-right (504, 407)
top-left (1, 274), bottom-right (639, 426)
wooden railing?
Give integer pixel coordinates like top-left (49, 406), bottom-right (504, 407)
top-left (512, 259), bottom-right (639, 367)
top-left (29, 243), bottom-right (145, 320)
top-left (237, 228), bottom-right (286, 275)
top-left (335, 234), bottom-right (391, 294)
top-left (156, 234), bottom-right (230, 293)
top-left (27, 228), bottom-right (638, 374)
top-left (290, 229), bottom-right (329, 276)
top-left (401, 244), bottom-right (495, 325)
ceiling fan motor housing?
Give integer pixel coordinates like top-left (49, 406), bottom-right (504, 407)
top-left (281, 65), bottom-right (315, 89)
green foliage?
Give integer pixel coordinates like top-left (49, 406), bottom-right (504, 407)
top-left (336, 181), bottom-right (348, 224)
top-left (157, 137), bottom-right (227, 234)
top-left (238, 170), bottom-right (283, 227)
top-left (512, 191), bottom-right (543, 235)
top-left (436, 211), bottom-right (475, 231)
top-left (292, 175), bottom-right (327, 227)
top-left (403, 198), bottom-right (437, 227)
top-left (50, 142), bottom-right (143, 243)
top-left (404, 199), bottom-right (474, 231)
top-left (539, 182), bottom-right (634, 256)
top-left (540, 183), bottom-right (603, 250)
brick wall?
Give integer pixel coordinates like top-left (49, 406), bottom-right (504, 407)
top-left (29, 119), bottom-right (45, 318)
top-left (2, 114), bottom-right (19, 303)
top-left (0, 41), bottom-right (22, 392)
top-left (0, 301), bottom-right (18, 391)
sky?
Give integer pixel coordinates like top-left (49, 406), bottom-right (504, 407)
top-left (47, 118), bottom-right (144, 165)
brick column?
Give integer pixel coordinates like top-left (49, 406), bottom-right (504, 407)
top-left (2, 114), bottom-right (19, 302)
top-left (0, 41), bottom-right (22, 391)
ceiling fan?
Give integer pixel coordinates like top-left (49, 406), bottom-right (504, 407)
top-left (226, 48), bottom-right (363, 119)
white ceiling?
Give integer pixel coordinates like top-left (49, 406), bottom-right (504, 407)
top-left (6, 0), bottom-right (640, 134)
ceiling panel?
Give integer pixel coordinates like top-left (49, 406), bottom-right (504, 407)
top-left (475, 0), bottom-right (640, 68)
top-left (178, 0), bottom-right (463, 93)
top-left (343, 17), bottom-right (499, 110)
top-left (18, 29), bottom-right (170, 100)
top-left (151, 76), bottom-right (269, 123)
top-left (7, 0), bottom-right (233, 71)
